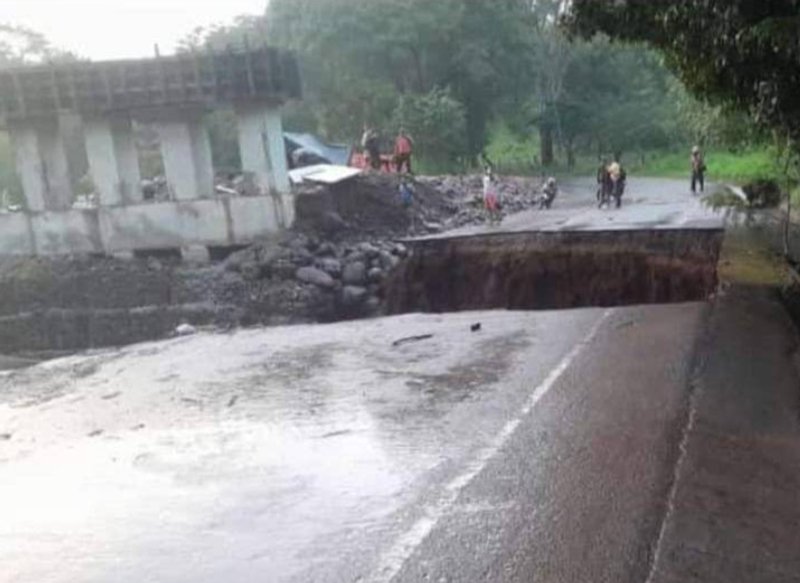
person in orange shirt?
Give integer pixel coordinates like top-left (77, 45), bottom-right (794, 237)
top-left (394, 128), bottom-right (415, 174)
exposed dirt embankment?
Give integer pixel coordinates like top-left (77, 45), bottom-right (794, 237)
top-left (0, 174), bottom-right (543, 355)
top-left (386, 229), bottom-right (724, 314)
top-left (0, 256), bottom-right (226, 354)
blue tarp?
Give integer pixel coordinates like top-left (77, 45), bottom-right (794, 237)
top-left (284, 132), bottom-right (352, 167)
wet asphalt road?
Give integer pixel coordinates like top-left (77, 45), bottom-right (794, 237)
top-left (418, 177), bottom-right (724, 240)
top-left (0, 303), bottom-right (705, 583)
top-left (0, 177), bottom-right (720, 582)
top-left (388, 305), bottom-right (700, 583)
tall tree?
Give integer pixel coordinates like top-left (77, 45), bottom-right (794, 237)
top-left (566, 1), bottom-right (800, 147)
top-left (0, 24), bottom-right (63, 65)
top-left (265, 0), bottom-right (535, 154)
top-left (566, 1), bottom-right (800, 253)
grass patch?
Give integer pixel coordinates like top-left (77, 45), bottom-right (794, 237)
top-left (718, 226), bottom-right (788, 288)
top-left (637, 148), bottom-right (781, 184)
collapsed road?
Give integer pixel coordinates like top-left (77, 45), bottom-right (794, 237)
top-left (389, 177), bottom-right (725, 313)
top-left (2, 178), bottom-right (766, 583)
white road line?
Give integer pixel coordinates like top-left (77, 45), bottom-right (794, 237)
top-left (369, 309), bottom-right (614, 583)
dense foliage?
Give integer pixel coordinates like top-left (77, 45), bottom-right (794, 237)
top-left (183, 0), bottom-right (734, 169)
top-left (566, 1), bottom-right (800, 149)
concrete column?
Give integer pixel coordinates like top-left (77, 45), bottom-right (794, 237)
top-left (9, 118), bottom-right (73, 212)
top-left (236, 104), bottom-right (293, 227)
top-left (84, 116), bottom-right (142, 206)
top-left (9, 125), bottom-right (46, 212)
top-left (158, 115), bottom-right (214, 201)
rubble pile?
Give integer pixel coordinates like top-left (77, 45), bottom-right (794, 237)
top-left (221, 232), bottom-right (409, 324)
top-left (419, 175), bottom-right (542, 229)
top-left (213, 173), bottom-right (544, 325)
top-left (0, 173), bottom-right (543, 353)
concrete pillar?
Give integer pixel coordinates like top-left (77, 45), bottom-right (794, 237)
top-left (158, 115), bottom-right (214, 201)
top-left (9, 118), bottom-right (73, 212)
top-left (84, 116), bottom-right (142, 206)
top-left (235, 104), bottom-right (293, 227)
top-left (9, 125), bottom-right (46, 212)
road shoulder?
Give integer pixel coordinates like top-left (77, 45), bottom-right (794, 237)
top-left (648, 285), bottom-right (800, 583)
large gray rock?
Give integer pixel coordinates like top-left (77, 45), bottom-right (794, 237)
top-left (342, 261), bottom-right (367, 286)
top-left (296, 266), bottom-right (336, 289)
top-left (316, 242), bottom-right (338, 258)
top-left (344, 251), bottom-right (367, 265)
top-left (392, 243), bottom-right (408, 257)
top-left (368, 267), bottom-right (384, 283)
top-left (316, 257), bottom-right (342, 278)
top-left (290, 247), bottom-right (314, 267)
top-left (358, 242), bottom-right (380, 258)
top-left (341, 286), bottom-right (368, 307)
top-left (378, 250), bottom-right (399, 271)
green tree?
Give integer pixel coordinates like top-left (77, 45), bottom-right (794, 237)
top-left (566, 0), bottom-right (800, 252)
top-left (0, 24), bottom-right (57, 64)
top-left (265, 0), bottom-right (536, 154)
top-left (565, 1), bottom-right (800, 147)
top-left (392, 87), bottom-right (467, 168)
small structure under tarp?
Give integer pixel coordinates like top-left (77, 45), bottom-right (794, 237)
top-left (284, 132), bottom-right (353, 168)
top-left (289, 164), bottom-right (361, 185)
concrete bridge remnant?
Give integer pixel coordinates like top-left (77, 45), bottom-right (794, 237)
top-left (0, 47), bottom-right (301, 256)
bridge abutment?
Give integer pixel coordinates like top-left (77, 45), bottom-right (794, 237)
top-left (0, 47), bottom-right (301, 256)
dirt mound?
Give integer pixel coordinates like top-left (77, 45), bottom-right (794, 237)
top-left (295, 173), bottom-right (542, 239)
top-left (294, 173), bottom-right (459, 238)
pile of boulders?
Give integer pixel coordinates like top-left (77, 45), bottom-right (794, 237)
top-left (214, 173), bottom-right (544, 326)
top-left (419, 175), bottom-right (543, 230)
top-left (222, 231), bottom-right (408, 324)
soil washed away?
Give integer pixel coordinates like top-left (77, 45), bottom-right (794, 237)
top-left (385, 229), bottom-right (724, 314)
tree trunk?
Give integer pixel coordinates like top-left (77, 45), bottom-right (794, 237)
top-left (408, 46), bottom-right (426, 93)
top-left (566, 139), bottom-right (576, 170)
top-left (540, 126), bottom-right (554, 167)
top-left (784, 182), bottom-right (793, 259)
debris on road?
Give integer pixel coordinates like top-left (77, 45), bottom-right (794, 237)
top-left (175, 324), bottom-right (198, 337)
top-left (392, 334), bottom-right (435, 347)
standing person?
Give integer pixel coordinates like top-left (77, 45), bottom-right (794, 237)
top-left (483, 168), bottom-right (501, 225)
top-left (361, 125), bottom-right (382, 171)
top-left (398, 177), bottom-right (414, 208)
top-left (394, 128), bottom-right (414, 174)
top-left (540, 177), bottom-right (558, 210)
top-left (479, 151), bottom-right (495, 175)
top-left (690, 146), bottom-right (706, 194)
top-left (606, 158), bottom-right (626, 208)
top-left (399, 177), bottom-right (416, 231)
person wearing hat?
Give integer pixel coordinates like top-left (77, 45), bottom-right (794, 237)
top-left (690, 146), bottom-right (706, 194)
top-left (540, 176), bottom-right (558, 210)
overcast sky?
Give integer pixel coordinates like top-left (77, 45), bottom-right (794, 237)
top-left (0, 0), bottom-right (268, 60)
